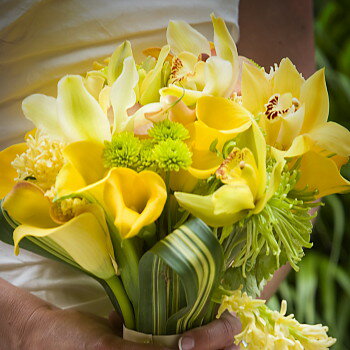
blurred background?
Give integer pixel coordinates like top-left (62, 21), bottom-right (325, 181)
top-left (267, 1), bottom-right (350, 348)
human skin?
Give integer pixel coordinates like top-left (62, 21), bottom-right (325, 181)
top-left (0, 1), bottom-right (315, 349)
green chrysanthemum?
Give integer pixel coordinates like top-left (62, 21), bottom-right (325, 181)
top-left (138, 139), bottom-right (157, 171)
top-left (153, 139), bottom-right (192, 172)
top-left (148, 119), bottom-right (189, 142)
top-left (103, 132), bottom-right (141, 170)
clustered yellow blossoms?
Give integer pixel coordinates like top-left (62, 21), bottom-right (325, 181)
top-left (0, 13), bottom-right (349, 348)
top-left (217, 289), bottom-right (336, 349)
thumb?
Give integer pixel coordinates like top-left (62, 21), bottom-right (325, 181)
top-left (178, 312), bottom-right (241, 350)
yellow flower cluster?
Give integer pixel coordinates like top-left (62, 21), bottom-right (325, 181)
top-left (217, 289), bottom-right (336, 350)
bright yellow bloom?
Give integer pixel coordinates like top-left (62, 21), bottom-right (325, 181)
top-left (187, 96), bottom-right (252, 179)
top-left (175, 122), bottom-right (284, 227)
top-left (55, 141), bottom-right (167, 239)
top-left (242, 58), bottom-right (350, 197)
top-left (2, 181), bottom-right (117, 280)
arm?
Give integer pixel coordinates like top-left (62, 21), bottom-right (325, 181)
top-left (237, 0), bottom-right (315, 301)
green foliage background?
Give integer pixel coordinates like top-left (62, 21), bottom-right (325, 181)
top-left (267, 1), bottom-right (350, 348)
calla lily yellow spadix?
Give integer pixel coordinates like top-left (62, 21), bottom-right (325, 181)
top-left (242, 58), bottom-right (350, 197)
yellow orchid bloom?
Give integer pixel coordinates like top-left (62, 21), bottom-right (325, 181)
top-left (2, 181), bottom-right (117, 280)
top-left (187, 96), bottom-right (252, 179)
top-left (55, 141), bottom-right (167, 238)
top-left (242, 58), bottom-right (350, 197)
top-left (175, 122), bottom-right (284, 227)
top-left (161, 14), bottom-right (239, 105)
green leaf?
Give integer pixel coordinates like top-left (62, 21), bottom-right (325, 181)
top-left (137, 218), bottom-right (224, 335)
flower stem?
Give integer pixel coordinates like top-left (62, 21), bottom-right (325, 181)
top-left (106, 275), bottom-right (135, 329)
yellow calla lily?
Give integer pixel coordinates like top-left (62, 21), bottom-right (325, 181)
top-left (176, 122), bottom-right (283, 227)
top-left (2, 181), bottom-right (116, 280)
top-left (0, 143), bottom-right (27, 198)
top-left (187, 96), bottom-right (252, 179)
top-left (242, 58), bottom-right (350, 196)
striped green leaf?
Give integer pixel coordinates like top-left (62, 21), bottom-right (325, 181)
top-left (137, 218), bottom-right (224, 335)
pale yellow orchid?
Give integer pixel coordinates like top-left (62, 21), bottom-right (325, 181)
top-left (187, 96), bottom-right (252, 179)
top-left (160, 14), bottom-right (239, 105)
top-left (54, 141), bottom-right (167, 239)
top-left (2, 181), bottom-right (117, 280)
top-left (175, 122), bottom-right (285, 227)
top-left (241, 58), bottom-right (350, 197)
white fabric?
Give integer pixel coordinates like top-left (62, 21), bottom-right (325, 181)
top-left (0, 0), bottom-right (239, 316)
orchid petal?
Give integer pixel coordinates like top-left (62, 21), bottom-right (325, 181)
top-left (0, 143), bottom-right (27, 198)
top-left (160, 84), bottom-right (203, 106)
top-left (272, 58), bottom-right (304, 98)
top-left (107, 41), bottom-right (133, 85)
top-left (22, 94), bottom-right (62, 140)
top-left (57, 75), bottom-right (111, 143)
top-left (284, 134), bottom-right (313, 158)
top-left (110, 56), bottom-right (139, 133)
top-left (84, 73), bottom-right (105, 100)
top-left (2, 182), bottom-right (56, 228)
top-left (306, 121), bottom-right (350, 157)
top-left (242, 63), bottom-right (270, 115)
top-left (140, 45), bottom-right (170, 105)
top-left (300, 68), bottom-right (329, 133)
top-left (295, 151), bottom-right (350, 198)
top-left (166, 20), bottom-right (210, 56)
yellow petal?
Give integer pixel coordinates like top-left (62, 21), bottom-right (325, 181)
top-left (188, 148), bottom-right (223, 179)
top-left (2, 182), bottom-right (57, 228)
top-left (84, 73), bottom-right (105, 100)
top-left (284, 134), bottom-right (313, 158)
top-left (110, 56), bottom-right (139, 133)
top-left (166, 20), bottom-right (210, 56)
top-left (196, 96), bottom-right (252, 135)
top-left (0, 143), bottom-right (27, 198)
top-left (57, 75), bottom-right (111, 143)
top-left (162, 95), bottom-right (196, 125)
top-left (242, 63), bottom-right (270, 115)
top-left (295, 151), bottom-right (350, 198)
top-left (170, 169), bottom-right (198, 192)
top-left (160, 84), bottom-right (203, 106)
top-left (272, 58), bottom-right (304, 98)
top-left (107, 40), bottom-right (133, 85)
top-left (55, 163), bottom-right (87, 197)
top-left (300, 68), bottom-right (329, 133)
top-left (13, 210), bottom-right (116, 280)
top-left (306, 121), bottom-right (350, 157)
top-left (104, 168), bottom-right (167, 238)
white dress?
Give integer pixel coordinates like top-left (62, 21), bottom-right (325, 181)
top-left (0, 0), bottom-right (240, 316)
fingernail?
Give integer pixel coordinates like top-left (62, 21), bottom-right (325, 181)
top-left (178, 336), bottom-right (195, 350)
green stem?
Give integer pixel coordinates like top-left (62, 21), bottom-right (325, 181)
top-left (106, 276), bottom-right (135, 329)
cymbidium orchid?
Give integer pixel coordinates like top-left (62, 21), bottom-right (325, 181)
top-left (160, 14), bottom-right (240, 105)
top-left (242, 58), bottom-right (350, 197)
top-left (175, 121), bottom-right (284, 227)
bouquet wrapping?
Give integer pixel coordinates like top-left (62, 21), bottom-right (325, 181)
top-left (1, 14), bottom-right (350, 349)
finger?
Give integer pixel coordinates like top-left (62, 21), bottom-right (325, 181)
top-left (178, 312), bottom-right (241, 350)
top-left (108, 310), bottom-right (123, 336)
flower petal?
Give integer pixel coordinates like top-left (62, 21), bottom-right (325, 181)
top-left (2, 181), bottom-right (56, 228)
top-left (160, 84), bottom-right (203, 106)
top-left (13, 210), bottom-right (116, 279)
top-left (197, 96), bottom-right (252, 135)
top-left (139, 45), bottom-right (170, 105)
top-left (110, 56), bottom-right (139, 133)
top-left (242, 63), bottom-right (270, 115)
top-left (306, 121), bottom-right (350, 157)
top-left (0, 143), bottom-right (27, 198)
top-left (104, 168), bottom-right (167, 238)
top-left (300, 68), bottom-right (329, 133)
top-left (284, 134), bottom-right (313, 158)
top-left (107, 40), bottom-right (133, 85)
top-left (166, 20), bottom-right (210, 56)
top-left (22, 94), bottom-right (62, 140)
top-left (272, 58), bottom-right (304, 98)
top-left (57, 75), bottom-right (111, 143)
top-left (296, 151), bottom-right (350, 198)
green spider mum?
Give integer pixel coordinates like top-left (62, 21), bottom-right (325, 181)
top-left (148, 119), bottom-right (189, 142)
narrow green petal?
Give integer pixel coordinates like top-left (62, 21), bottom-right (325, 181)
top-left (166, 20), bottom-right (210, 56)
top-left (107, 40), bottom-right (133, 85)
top-left (110, 56), bottom-right (139, 133)
top-left (57, 75), bottom-right (111, 143)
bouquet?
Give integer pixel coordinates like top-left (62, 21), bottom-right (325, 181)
top-left (1, 14), bottom-right (349, 349)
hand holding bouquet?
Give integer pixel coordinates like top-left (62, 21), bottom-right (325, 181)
top-left (1, 14), bottom-right (349, 349)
